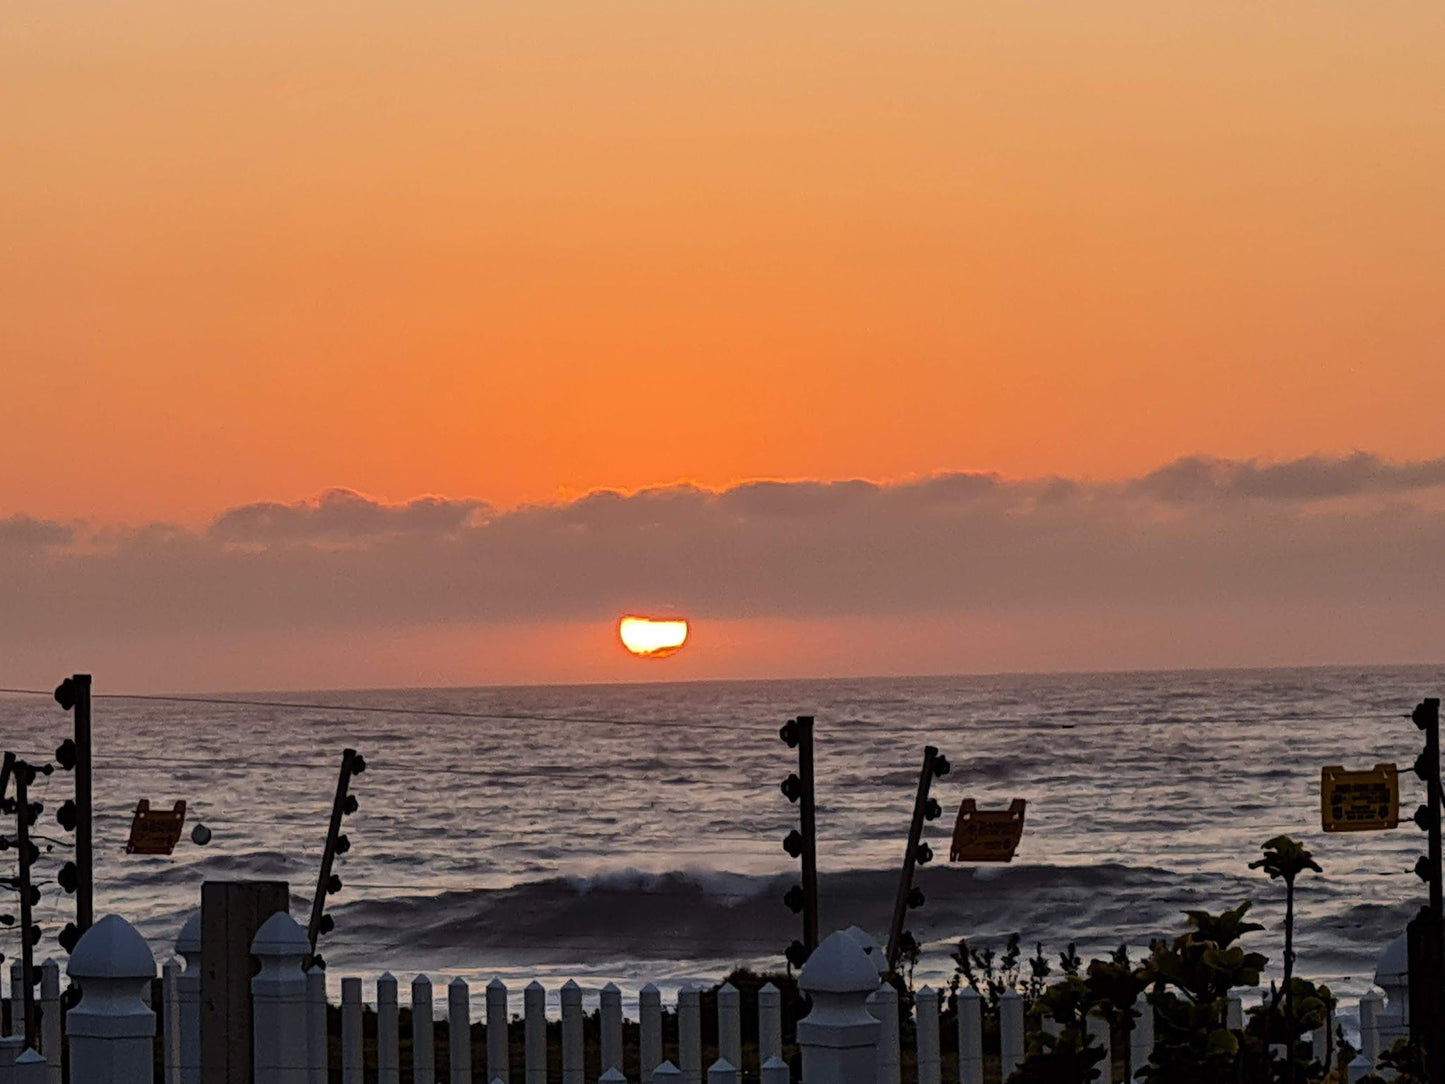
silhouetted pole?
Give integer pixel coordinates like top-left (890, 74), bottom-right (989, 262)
top-left (14, 762), bottom-right (37, 1050)
top-left (306, 747), bottom-right (364, 965)
top-left (54, 674), bottom-right (94, 935)
top-left (779, 716), bottom-right (818, 964)
top-left (886, 745), bottom-right (948, 973)
top-left (1408, 697), bottom-right (1444, 1082)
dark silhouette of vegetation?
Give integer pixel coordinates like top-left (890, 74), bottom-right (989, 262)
top-left (1250, 835), bottom-right (1323, 1082)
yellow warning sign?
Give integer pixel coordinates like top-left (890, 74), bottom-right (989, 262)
top-left (1321, 764), bottom-right (1398, 833)
top-left (950, 798), bottom-right (1026, 862)
top-left (125, 799), bottom-right (187, 855)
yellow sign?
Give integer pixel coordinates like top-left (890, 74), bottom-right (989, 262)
top-left (125, 799), bottom-right (187, 855)
top-left (950, 798), bottom-right (1026, 862)
top-left (1321, 764), bottom-right (1398, 832)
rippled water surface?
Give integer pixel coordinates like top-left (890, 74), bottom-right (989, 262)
top-left (1, 666), bottom-right (1436, 1007)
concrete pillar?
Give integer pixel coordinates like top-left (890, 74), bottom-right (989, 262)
top-left (250, 912), bottom-right (311, 1084)
top-left (758, 983), bottom-right (782, 1067)
top-left (677, 987), bottom-right (701, 1084)
top-left (999, 991), bottom-right (1024, 1081)
top-left (65, 914), bottom-right (157, 1084)
top-left (524, 982), bottom-right (547, 1084)
top-left (717, 984), bottom-right (741, 1075)
top-left (797, 930), bottom-right (883, 1084)
top-left (915, 987), bottom-right (939, 1084)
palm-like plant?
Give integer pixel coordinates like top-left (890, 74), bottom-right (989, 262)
top-left (1250, 836), bottom-right (1322, 1081)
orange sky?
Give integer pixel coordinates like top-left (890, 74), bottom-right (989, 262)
top-left (3, 2), bottom-right (1443, 525)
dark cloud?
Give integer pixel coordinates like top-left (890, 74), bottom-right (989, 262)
top-left (2, 454), bottom-right (1443, 645)
top-left (208, 488), bottom-right (488, 544)
top-left (1133, 452), bottom-right (1445, 503)
top-left (0, 515), bottom-right (73, 549)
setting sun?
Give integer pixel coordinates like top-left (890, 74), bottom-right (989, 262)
top-left (618, 616), bottom-right (690, 659)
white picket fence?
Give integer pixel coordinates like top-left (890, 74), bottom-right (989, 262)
top-left (0, 915), bottom-right (1413, 1084)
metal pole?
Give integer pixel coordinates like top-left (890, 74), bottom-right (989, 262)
top-left (73, 674), bottom-right (94, 934)
top-left (796, 717), bottom-right (818, 952)
top-left (886, 746), bottom-right (938, 972)
top-left (15, 762), bottom-right (37, 1050)
top-left (307, 748), bottom-right (357, 958)
top-left (1425, 699), bottom-right (1442, 921)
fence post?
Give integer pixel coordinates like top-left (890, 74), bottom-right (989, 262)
top-left (1359, 992), bottom-right (1382, 1065)
top-left (915, 987), bottom-right (940, 1084)
top-left (760, 1056), bottom-right (788, 1084)
top-left (412, 975), bottom-right (435, 1084)
top-left (652, 1061), bottom-right (681, 1084)
top-left (1130, 994), bottom-right (1153, 1080)
top-left (38, 961), bottom-right (59, 1084)
top-left (1087, 1012), bottom-right (1111, 1084)
top-left (1312, 1005), bottom-right (1332, 1067)
top-left (525, 982), bottom-right (547, 1084)
top-left (486, 980), bottom-right (509, 1084)
top-left (378, 974), bottom-right (399, 1084)
top-left (1348, 1054), bottom-right (1372, 1082)
top-left (562, 981), bottom-right (584, 1084)
top-left (250, 911), bottom-right (310, 1084)
top-left (175, 915), bottom-right (201, 1084)
top-left (956, 988), bottom-right (982, 1084)
top-left (0, 1036), bottom-right (23, 1080)
top-left (12, 1049), bottom-right (45, 1084)
top-left (450, 979), bottom-right (471, 1084)
top-left (341, 978), bottom-right (362, 1084)
top-left (1226, 994), bottom-right (1243, 1030)
top-left (758, 983), bottom-right (782, 1068)
top-left (163, 959), bottom-right (182, 1084)
top-left (65, 914), bottom-right (157, 1084)
top-left (306, 969), bottom-right (326, 1084)
top-left (600, 1070), bottom-right (628, 1084)
top-left (639, 984), bottom-right (662, 1084)
top-left (797, 930), bottom-right (882, 1084)
top-left (999, 991), bottom-right (1024, 1081)
top-left (678, 987), bottom-right (701, 1084)
top-left (715, 984), bottom-right (741, 1074)
top-left (869, 983), bottom-right (899, 1084)
top-left (707, 1058), bottom-right (738, 1084)
top-left (599, 983), bottom-right (622, 1076)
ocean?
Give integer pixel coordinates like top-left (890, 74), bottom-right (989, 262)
top-left (1, 666), bottom-right (1436, 1013)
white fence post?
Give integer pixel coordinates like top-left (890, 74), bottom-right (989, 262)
top-left (251, 911), bottom-right (310, 1084)
top-left (869, 983), bottom-right (899, 1084)
top-left (450, 978), bottom-right (472, 1084)
top-left (413, 975), bottom-right (435, 1084)
top-left (163, 959), bottom-right (181, 1084)
top-left (378, 973), bottom-right (400, 1084)
top-left (639, 984), bottom-right (662, 1084)
top-left (760, 1056), bottom-right (788, 1084)
top-left (487, 979), bottom-right (509, 1084)
top-left (38, 960), bottom-right (60, 1084)
top-left (758, 983), bottom-right (782, 1068)
top-left (717, 984), bottom-right (741, 1075)
top-left (678, 987), bottom-right (701, 1084)
top-left (561, 981), bottom-right (584, 1084)
top-left (1087, 1012), bottom-right (1111, 1084)
top-left (797, 930), bottom-right (882, 1084)
top-left (957, 988), bottom-right (983, 1084)
top-left (525, 982), bottom-right (547, 1084)
top-left (1312, 1005), bottom-right (1332, 1067)
top-left (1226, 994), bottom-right (1243, 1030)
top-left (1130, 994), bottom-right (1153, 1080)
top-left (707, 1058), bottom-right (738, 1084)
top-left (1348, 1054), bottom-right (1372, 1082)
top-left (13, 1049), bottom-right (45, 1084)
top-left (999, 991), bottom-right (1024, 1081)
top-left (1359, 992), bottom-right (1381, 1065)
top-left (600, 1069), bottom-right (628, 1084)
top-left (306, 969), bottom-right (327, 1084)
top-left (600, 983), bottom-right (623, 1075)
top-left (341, 977), bottom-right (363, 1084)
top-left (915, 987), bottom-right (940, 1084)
top-left (175, 915), bottom-right (201, 1084)
top-left (0, 1035), bottom-right (24, 1080)
top-left (652, 1060), bottom-right (682, 1084)
top-left (65, 914), bottom-right (157, 1084)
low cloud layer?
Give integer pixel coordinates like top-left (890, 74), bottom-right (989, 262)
top-left (1, 452), bottom-right (1442, 680)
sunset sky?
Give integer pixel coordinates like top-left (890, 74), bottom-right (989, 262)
top-left (3, 3), bottom-right (1442, 689)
